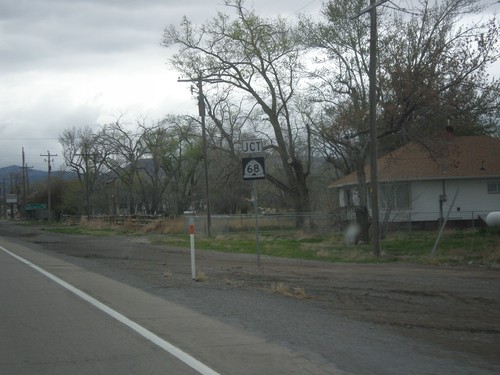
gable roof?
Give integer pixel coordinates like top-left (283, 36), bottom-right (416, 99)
top-left (331, 136), bottom-right (500, 188)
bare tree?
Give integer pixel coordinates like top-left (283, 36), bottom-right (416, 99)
top-left (202, 88), bottom-right (255, 213)
top-left (99, 119), bottom-right (147, 214)
top-left (59, 125), bottom-right (108, 216)
top-left (95, 116), bottom-right (204, 215)
top-left (155, 115), bottom-right (204, 215)
top-left (163, 0), bottom-right (313, 226)
top-left (300, 0), bottom-right (373, 240)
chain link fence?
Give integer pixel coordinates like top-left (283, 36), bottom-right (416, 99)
top-left (60, 209), bottom-right (493, 236)
top-left (186, 209), bottom-right (493, 236)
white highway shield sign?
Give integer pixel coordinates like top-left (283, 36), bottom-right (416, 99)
top-left (242, 157), bottom-right (265, 180)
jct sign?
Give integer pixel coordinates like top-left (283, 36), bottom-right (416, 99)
top-left (6, 194), bottom-right (17, 204)
top-left (242, 139), bottom-right (263, 154)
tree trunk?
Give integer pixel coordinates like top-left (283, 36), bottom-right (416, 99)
top-left (289, 158), bottom-right (311, 229)
top-left (355, 165), bottom-right (370, 243)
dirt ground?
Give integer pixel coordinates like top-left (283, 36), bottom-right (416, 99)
top-left (3, 222), bottom-right (500, 365)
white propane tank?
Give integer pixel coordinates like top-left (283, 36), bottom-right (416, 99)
top-left (485, 212), bottom-right (500, 227)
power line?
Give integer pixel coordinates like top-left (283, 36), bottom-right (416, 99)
top-left (287, 0), bottom-right (318, 18)
top-left (40, 151), bottom-right (58, 221)
top-left (0, 138), bottom-right (59, 141)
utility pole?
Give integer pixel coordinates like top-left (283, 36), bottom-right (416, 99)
top-left (21, 147), bottom-right (26, 218)
top-left (20, 147), bottom-right (33, 219)
top-left (178, 74), bottom-right (218, 237)
top-left (40, 151), bottom-right (57, 221)
top-left (9, 173), bottom-right (15, 218)
top-left (350, 0), bottom-right (390, 257)
top-left (1, 178), bottom-right (6, 218)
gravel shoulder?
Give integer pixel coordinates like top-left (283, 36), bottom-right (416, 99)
top-left (1, 221), bottom-right (499, 374)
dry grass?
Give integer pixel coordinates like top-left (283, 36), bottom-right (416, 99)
top-left (142, 219), bottom-right (164, 233)
top-left (80, 217), bottom-right (122, 231)
top-left (161, 217), bottom-right (185, 234)
top-left (142, 217), bottom-right (185, 234)
top-left (270, 281), bottom-right (308, 299)
top-left (122, 217), bottom-right (138, 231)
top-left (270, 281), bottom-right (289, 294)
top-left (223, 278), bottom-right (246, 287)
top-left (316, 249), bottom-right (331, 258)
top-left (196, 271), bottom-right (208, 282)
top-left (78, 216), bottom-right (187, 234)
top-left (292, 287), bottom-right (308, 299)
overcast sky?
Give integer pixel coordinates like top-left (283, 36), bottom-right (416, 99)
top-left (0, 0), bottom-right (498, 171)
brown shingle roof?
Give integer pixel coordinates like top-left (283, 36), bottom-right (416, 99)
top-left (331, 136), bottom-right (500, 188)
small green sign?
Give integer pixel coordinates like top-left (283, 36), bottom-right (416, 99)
top-left (25, 203), bottom-right (48, 210)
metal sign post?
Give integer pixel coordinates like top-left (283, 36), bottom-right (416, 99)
top-left (189, 219), bottom-right (196, 280)
top-left (242, 139), bottom-right (265, 267)
top-left (6, 194), bottom-right (17, 219)
top-left (6, 194), bottom-right (17, 204)
top-left (253, 180), bottom-right (260, 267)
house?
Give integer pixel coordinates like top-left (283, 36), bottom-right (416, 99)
top-left (330, 134), bottom-right (500, 228)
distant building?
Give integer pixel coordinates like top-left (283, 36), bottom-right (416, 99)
top-left (330, 135), bottom-right (500, 228)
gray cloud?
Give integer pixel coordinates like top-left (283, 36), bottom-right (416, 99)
top-left (1, 0), bottom-right (496, 171)
top-left (1, 0), bottom-right (321, 75)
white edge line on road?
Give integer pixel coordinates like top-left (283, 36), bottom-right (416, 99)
top-left (0, 245), bottom-right (221, 375)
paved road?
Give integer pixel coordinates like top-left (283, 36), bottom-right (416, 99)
top-left (0, 245), bottom-right (208, 374)
top-left (0, 237), bottom-right (341, 375)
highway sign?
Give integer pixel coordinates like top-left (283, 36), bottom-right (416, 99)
top-left (25, 203), bottom-right (48, 210)
top-left (242, 157), bottom-right (265, 180)
top-left (6, 194), bottom-right (17, 204)
top-left (242, 139), bottom-right (263, 154)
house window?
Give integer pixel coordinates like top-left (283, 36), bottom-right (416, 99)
top-left (346, 188), bottom-right (354, 206)
top-left (487, 182), bottom-right (500, 194)
top-left (380, 183), bottom-right (411, 209)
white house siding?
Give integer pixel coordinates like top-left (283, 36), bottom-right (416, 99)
top-left (444, 178), bottom-right (500, 217)
top-left (383, 178), bottom-right (500, 223)
top-left (339, 187), bottom-right (360, 207)
top-left (338, 177), bottom-right (500, 224)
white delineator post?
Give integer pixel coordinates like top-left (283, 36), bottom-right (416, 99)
top-left (189, 219), bottom-right (196, 280)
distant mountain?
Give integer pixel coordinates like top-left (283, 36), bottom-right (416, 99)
top-left (0, 165), bottom-right (76, 186)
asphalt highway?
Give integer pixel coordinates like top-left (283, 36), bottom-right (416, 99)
top-left (0, 237), bottom-right (341, 375)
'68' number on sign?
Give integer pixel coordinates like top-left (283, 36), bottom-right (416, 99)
top-left (247, 163), bottom-right (260, 174)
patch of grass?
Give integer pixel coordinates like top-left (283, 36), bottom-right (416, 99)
top-left (189, 229), bottom-right (498, 266)
top-left (44, 219), bottom-right (133, 236)
top-left (45, 226), bottom-right (123, 236)
top-left (430, 228), bottom-right (500, 265)
top-left (28, 219), bottom-right (500, 266)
